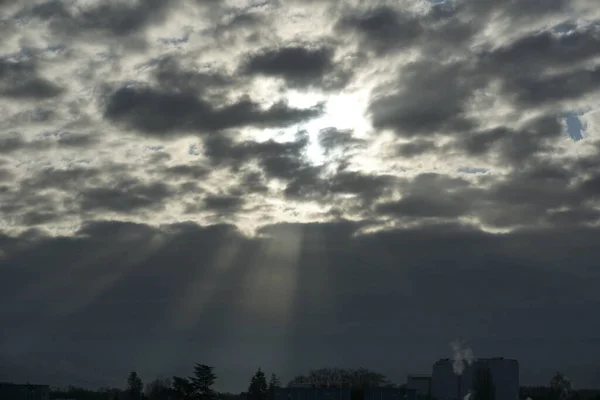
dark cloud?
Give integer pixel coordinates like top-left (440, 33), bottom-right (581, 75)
top-left (104, 86), bottom-right (324, 135)
top-left (450, 115), bottom-right (564, 165)
top-left (0, 133), bottom-right (98, 154)
top-left (15, 0), bottom-right (176, 40)
top-left (241, 45), bottom-right (352, 90)
top-left (368, 60), bottom-right (477, 137)
top-left (203, 133), bottom-right (311, 180)
top-left (162, 164), bottom-right (211, 180)
top-left (372, 165), bottom-right (600, 230)
top-left (506, 66), bottom-right (600, 106)
top-left (236, 171), bottom-right (269, 194)
top-left (152, 56), bottom-right (235, 94)
top-left (56, 133), bottom-right (99, 148)
top-left (80, 181), bottom-right (173, 214)
top-left (318, 127), bottom-right (365, 155)
top-left (0, 168), bottom-right (14, 182)
top-left (396, 139), bottom-right (438, 158)
top-left (0, 134), bottom-right (26, 154)
top-left (1, 220), bottom-right (600, 389)
top-left (2, 0), bottom-right (600, 391)
top-left (203, 194), bottom-right (245, 212)
top-left (337, 6), bottom-right (423, 55)
top-left (329, 171), bottom-right (395, 202)
top-left (0, 59), bottom-right (62, 100)
top-left (462, 0), bottom-right (569, 19)
top-left (375, 173), bottom-right (476, 219)
top-left (482, 27), bottom-right (600, 74)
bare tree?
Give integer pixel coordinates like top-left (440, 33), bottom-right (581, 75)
top-left (289, 368), bottom-right (389, 388)
top-left (127, 372), bottom-right (143, 400)
top-left (145, 377), bottom-right (171, 400)
top-left (550, 373), bottom-right (572, 400)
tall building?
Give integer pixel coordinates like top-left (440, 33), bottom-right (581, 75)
top-left (407, 375), bottom-right (432, 400)
top-left (430, 358), bottom-right (519, 400)
top-left (0, 382), bottom-right (50, 400)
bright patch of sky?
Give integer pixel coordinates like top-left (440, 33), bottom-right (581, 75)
top-left (458, 167), bottom-right (489, 175)
top-left (564, 112), bottom-right (585, 141)
top-left (428, 0), bottom-right (454, 11)
top-left (550, 22), bottom-right (596, 142)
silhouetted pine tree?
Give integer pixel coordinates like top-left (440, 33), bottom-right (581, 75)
top-left (248, 369), bottom-right (268, 400)
top-left (190, 364), bottom-right (218, 400)
top-left (268, 374), bottom-right (281, 400)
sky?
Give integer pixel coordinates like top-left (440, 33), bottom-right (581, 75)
top-left (1, 0), bottom-right (600, 392)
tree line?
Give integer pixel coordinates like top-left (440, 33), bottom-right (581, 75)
top-left (49, 367), bottom-right (600, 400)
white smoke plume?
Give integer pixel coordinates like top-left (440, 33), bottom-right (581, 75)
top-left (450, 340), bottom-right (476, 375)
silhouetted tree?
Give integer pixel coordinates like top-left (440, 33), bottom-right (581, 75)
top-left (268, 374), bottom-right (281, 400)
top-left (248, 368), bottom-right (269, 400)
top-left (550, 373), bottom-right (572, 400)
top-left (173, 376), bottom-right (195, 400)
top-left (190, 364), bottom-right (218, 400)
top-left (289, 368), bottom-right (388, 388)
top-left (145, 378), bottom-right (171, 400)
top-left (127, 372), bottom-right (143, 400)
top-left (471, 364), bottom-right (495, 400)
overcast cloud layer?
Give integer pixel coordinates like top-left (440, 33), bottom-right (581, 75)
top-left (1, 0), bottom-right (600, 391)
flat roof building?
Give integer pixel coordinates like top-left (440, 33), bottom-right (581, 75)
top-left (431, 358), bottom-right (518, 400)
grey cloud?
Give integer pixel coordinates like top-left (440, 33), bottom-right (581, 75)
top-left (0, 133), bottom-right (98, 154)
top-left (461, 0), bottom-right (569, 19)
top-left (162, 164), bottom-right (211, 180)
top-left (20, 167), bottom-right (103, 192)
top-left (1, 220), bottom-right (600, 389)
top-left (16, 0), bottom-right (176, 40)
top-left (236, 171), bottom-right (269, 194)
top-left (396, 139), bottom-right (438, 158)
top-left (204, 133), bottom-right (389, 203)
top-left (337, 6), bottom-right (423, 55)
top-left (506, 67), bottom-right (600, 106)
top-left (368, 60), bottom-right (477, 137)
top-left (2, 0), bottom-right (600, 390)
top-left (376, 196), bottom-right (470, 219)
top-left (104, 86), bottom-right (324, 135)
top-left (452, 115), bottom-right (564, 165)
top-left (203, 133), bottom-right (311, 180)
top-left (0, 168), bottom-right (14, 182)
top-left (375, 173), bottom-right (476, 219)
top-left (362, 7), bottom-right (600, 146)
top-left (152, 57), bottom-right (235, 94)
top-left (318, 127), bottom-right (366, 155)
top-left (56, 133), bottom-right (99, 148)
top-left (80, 181), bottom-right (173, 214)
top-left (0, 135), bottom-right (26, 154)
top-left (0, 59), bottom-right (62, 100)
top-left (282, 167), bottom-right (327, 200)
top-left (329, 171), bottom-right (395, 201)
top-left (241, 45), bottom-right (351, 90)
top-left (203, 195), bottom-right (245, 212)
top-left (482, 27), bottom-right (600, 74)
top-left (579, 175), bottom-right (600, 197)
top-left (2, 167), bottom-right (182, 228)
top-left (372, 165), bottom-right (600, 230)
